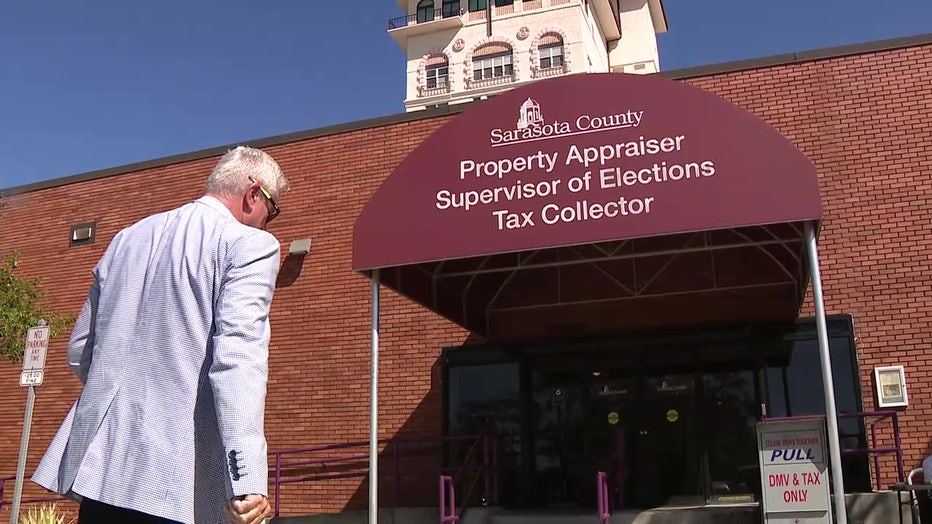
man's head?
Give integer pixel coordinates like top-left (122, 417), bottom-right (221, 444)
top-left (205, 146), bottom-right (289, 229)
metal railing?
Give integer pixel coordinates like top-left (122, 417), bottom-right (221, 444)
top-left (388, 8), bottom-right (462, 30)
top-left (439, 475), bottom-right (458, 523)
top-left (844, 410), bottom-right (905, 489)
top-left (596, 471), bottom-right (611, 523)
top-left (4, 411), bottom-right (903, 518)
top-left (764, 410), bottom-right (906, 489)
top-left (0, 476), bottom-right (67, 513)
top-left (269, 434), bottom-right (496, 519)
top-left (0, 435), bottom-right (494, 519)
top-left (437, 433), bottom-right (497, 523)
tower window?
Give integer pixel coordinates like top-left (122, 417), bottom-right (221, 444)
top-left (469, 0), bottom-right (511, 10)
top-left (417, 0), bottom-right (435, 22)
top-left (442, 0), bottom-right (460, 17)
top-left (473, 52), bottom-right (514, 81)
top-left (426, 64), bottom-right (449, 89)
top-left (539, 43), bottom-right (564, 69)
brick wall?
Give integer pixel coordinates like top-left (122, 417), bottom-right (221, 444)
top-left (0, 41), bottom-right (929, 517)
top-left (680, 42), bottom-right (932, 489)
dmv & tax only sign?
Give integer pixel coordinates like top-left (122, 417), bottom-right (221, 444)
top-left (757, 417), bottom-right (833, 523)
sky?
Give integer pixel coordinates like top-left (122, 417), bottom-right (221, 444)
top-left (0, 0), bottom-right (929, 191)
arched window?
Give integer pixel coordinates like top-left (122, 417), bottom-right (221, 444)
top-left (442, 0), bottom-right (460, 17)
top-left (425, 55), bottom-right (449, 90)
top-left (417, 0), bottom-right (435, 23)
top-left (538, 33), bottom-right (564, 69)
top-left (472, 42), bottom-right (514, 81)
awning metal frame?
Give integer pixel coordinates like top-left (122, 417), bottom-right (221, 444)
top-left (363, 219), bottom-right (849, 524)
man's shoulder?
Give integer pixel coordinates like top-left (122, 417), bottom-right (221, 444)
top-left (111, 199), bottom-right (279, 255)
top-left (186, 203), bottom-right (281, 261)
top-left (220, 218), bottom-right (280, 251)
top-left (106, 202), bottom-right (189, 245)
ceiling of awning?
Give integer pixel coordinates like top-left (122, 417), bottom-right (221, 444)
top-left (352, 73), bottom-right (822, 342)
top-left (370, 221), bottom-right (811, 341)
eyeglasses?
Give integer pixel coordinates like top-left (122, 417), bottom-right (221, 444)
top-left (248, 176), bottom-right (280, 223)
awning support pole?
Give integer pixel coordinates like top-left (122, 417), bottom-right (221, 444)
top-left (806, 221), bottom-right (848, 524)
top-left (369, 269), bottom-right (381, 524)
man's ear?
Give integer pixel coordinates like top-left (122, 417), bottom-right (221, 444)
top-left (242, 185), bottom-right (259, 214)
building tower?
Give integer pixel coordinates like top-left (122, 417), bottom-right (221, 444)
top-left (388, 0), bottom-right (668, 112)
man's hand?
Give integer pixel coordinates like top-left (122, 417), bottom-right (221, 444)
top-left (226, 494), bottom-right (271, 524)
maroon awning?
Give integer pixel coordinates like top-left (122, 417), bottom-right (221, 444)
top-left (352, 73), bottom-right (822, 340)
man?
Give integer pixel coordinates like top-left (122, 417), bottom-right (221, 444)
top-left (32, 146), bottom-right (289, 524)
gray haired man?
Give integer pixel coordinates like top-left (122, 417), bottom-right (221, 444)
top-left (33, 146), bottom-right (288, 524)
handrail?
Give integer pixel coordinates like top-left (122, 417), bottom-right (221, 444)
top-left (439, 475), bottom-right (458, 523)
top-left (764, 410), bottom-right (906, 489)
top-left (0, 437), bottom-right (481, 518)
top-left (450, 435), bottom-right (484, 517)
top-left (596, 471), bottom-right (610, 523)
top-left (268, 434), bottom-right (493, 518)
top-left (387, 8), bottom-right (461, 30)
top-left (487, 435), bottom-right (499, 506)
top-left (437, 435), bottom-right (496, 523)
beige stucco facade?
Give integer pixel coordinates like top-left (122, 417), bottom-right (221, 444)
top-left (390, 0), bottom-right (667, 111)
top-left (609, 0), bottom-right (662, 74)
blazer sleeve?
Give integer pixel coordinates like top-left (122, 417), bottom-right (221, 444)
top-left (67, 230), bottom-right (121, 383)
top-left (67, 278), bottom-right (100, 384)
top-left (209, 229), bottom-right (281, 498)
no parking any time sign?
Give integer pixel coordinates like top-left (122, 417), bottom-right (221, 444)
top-left (20, 325), bottom-right (49, 386)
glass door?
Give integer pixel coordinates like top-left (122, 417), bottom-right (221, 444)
top-left (531, 369), bottom-right (703, 510)
top-left (701, 370), bottom-right (762, 504)
top-left (531, 369), bottom-right (638, 509)
top-left (629, 374), bottom-right (703, 508)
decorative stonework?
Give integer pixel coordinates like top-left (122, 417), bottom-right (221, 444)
top-left (529, 26), bottom-right (571, 77)
top-left (452, 38), bottom-right (465, 52)
top-left (464, 35), bottom-right (520, 89)
top-left (416, 50), bottom-right (454, 97)
top-left (516, 26), bottom-right (530, 40)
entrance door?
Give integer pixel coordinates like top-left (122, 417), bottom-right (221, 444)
top-left (629, 374), bottom-right (702, 508)
top-left (532, 370), bottom-right (702, 510)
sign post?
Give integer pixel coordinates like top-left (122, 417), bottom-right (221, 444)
top-left (757, 417), bottom-right (834, 523)
top-left (11, 321), bottom-right (49, 524)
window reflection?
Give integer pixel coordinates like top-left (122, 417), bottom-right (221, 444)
top-left (447, 363), bottom-right (522, 506)
top-left (703, 371), bottom-right (760, 502)
top-left (765, 334), bottom-right (871, 492)
top-left (531, 372), bottom-right (638, 508)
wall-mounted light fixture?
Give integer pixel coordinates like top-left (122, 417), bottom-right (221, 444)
top-left (70, 221), bottom-right (97, 247)
top-left (289, 238), bottom-right (312, 256)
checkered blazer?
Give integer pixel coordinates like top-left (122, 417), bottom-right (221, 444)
top-left (32, 196), bottom-right (281, 524)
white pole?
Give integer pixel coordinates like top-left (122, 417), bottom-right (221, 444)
top-left (369, 269), bottom-right (380, 524)
top-left (806, 221), bottom-right (848, 524)
top-left (12, 319), bottom-right (47, 524)
top-left (10, 385), bottom-right (36, 524)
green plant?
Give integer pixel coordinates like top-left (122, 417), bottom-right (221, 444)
top-left (0, 196), bottom-right (74, 363)
top-left (18, 502), bottom-right (76, 524)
